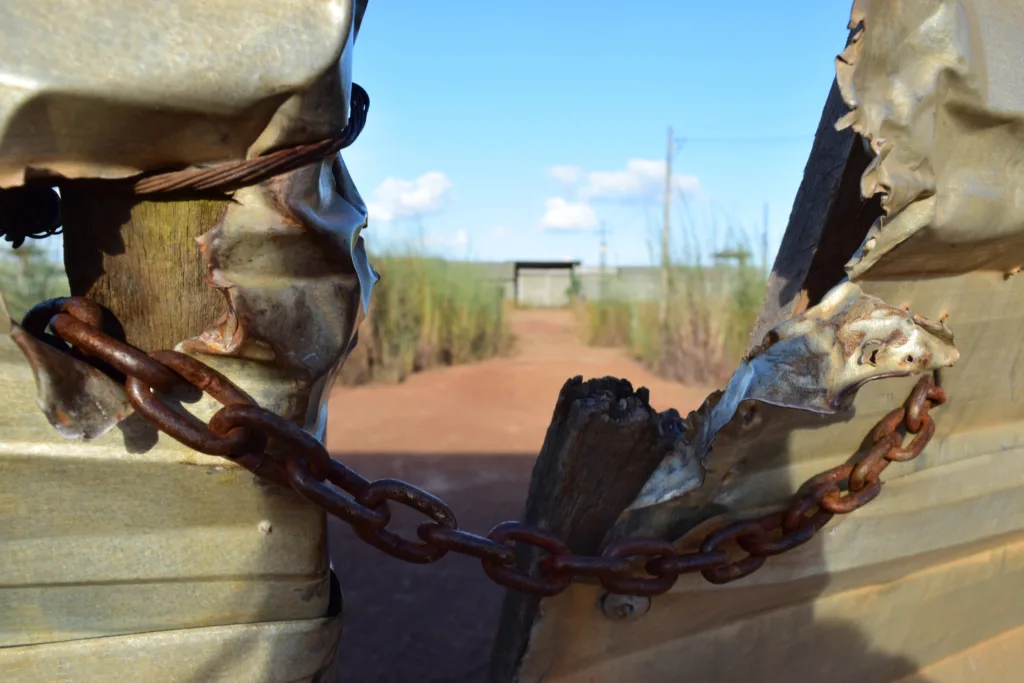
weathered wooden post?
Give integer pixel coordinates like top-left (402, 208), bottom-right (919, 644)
top-left (487, 376), bottom-right (687, 681)
top-left (60, 188), bottom-right (228, 351)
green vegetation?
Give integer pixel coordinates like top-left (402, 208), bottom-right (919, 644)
top-left (339, 249), bottom-right (513, 385)
top-left (0, 245), bottom-right (70, 321)
top-left (580, 240), bottom-right (766, 386)
top-left (578, 297), bottom-right (632, 348)
top-left (1, 242), bottom-right (510, 387)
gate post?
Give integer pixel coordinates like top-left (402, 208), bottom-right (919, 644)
top-left (489, 376), bottom-right (684, 682)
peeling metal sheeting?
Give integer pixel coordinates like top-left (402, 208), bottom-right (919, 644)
top-left (1, 293), bottom-right (132, 439)
top-left (0, 1), bottom-right (377, 440)
top-left (178, 154), bottom-right (377, 430)
top-left (627, 391), bottom-right (718, 513)
top-left (837, 0), bottom-right (1024, 278)
top-left (730, 282), bottom-right (957, 415)
top-left (0, 0), bottom-right (362, 188)
top-left (627, 282), bottom-right (958, 514)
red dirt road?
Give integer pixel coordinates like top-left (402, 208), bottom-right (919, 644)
top-left (325, 309), bottom-right (710, 682)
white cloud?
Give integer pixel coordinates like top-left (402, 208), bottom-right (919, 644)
top-left (425, 229), bottom-right (469, 249)
top-left (366, 171), bottom-right (453, 221)
top-left (548, 165), bottom-right (583, 184)
top-left (489, 226), bottom-right (510, 238)
top-left (539, 197), bottom-right (598, 231)
top-left (581, 158), bottom-right (701, 202)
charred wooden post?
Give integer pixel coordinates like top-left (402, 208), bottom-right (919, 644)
top-left (488, 376), bottom-right (683, 683)
top-left (749, 28), bottom-right (882, 347)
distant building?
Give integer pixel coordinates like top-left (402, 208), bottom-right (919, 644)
top-left (474, 260), bottom-right (750, 307)
top-left (513, 261), bottom-right (580, 307)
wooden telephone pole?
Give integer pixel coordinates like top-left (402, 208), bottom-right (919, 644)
top-left (599, 220), bottom-right (608, 273)
top-left (659, 126), bottom-right (672, 333)
top-left (599, 220), bottom-right (609, 300)
top-left (762, 202), bottom-right (770, 279)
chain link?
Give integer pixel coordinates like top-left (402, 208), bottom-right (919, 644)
top-left (0, 185), bottom-right (62, 248)
top-left (129, 83), bottom-right (369, 195)
top-left (24, 296), bottom-right (948, 598)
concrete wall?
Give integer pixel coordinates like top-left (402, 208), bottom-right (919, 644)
top-left (516, 268), bottom-right (573, 308)
top-left (576, 267), bottom-right (660, 302)
top-left (474, 260), bottom-right (746, 307)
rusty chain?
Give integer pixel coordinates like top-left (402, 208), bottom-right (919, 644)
top-left (2, 85), bottom-right (367, 247)
top-left (2, 86), bottom-right (368, 248)
top-left (0, 185), bottom-right (62, 248)
top-left (131, 83), bottom-right (369, 195)
top-left (23, 296), bottom-right (947, 598)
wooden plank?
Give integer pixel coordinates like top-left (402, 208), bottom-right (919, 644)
top-left (355, 0), bottom-right (369, 38)
top-left (748, 78), bottom-right (859, 346)
top-left (488, 376), bottom-right (682, 683)
top-left (748, 25), bottom-right (884, 349)
top-left (60, 183), bottom-right (228, 351)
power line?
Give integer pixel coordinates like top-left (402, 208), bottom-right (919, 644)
top-left (675, 135), bottom-right (810, 145)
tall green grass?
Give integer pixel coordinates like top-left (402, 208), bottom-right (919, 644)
top-left (581, 228), bottom-right (767, 385)
top-left (0, 245), bottom-right (70, 321)
top-left (2, 243), bottom-right (510, 387)
top-left (339, 249), bottom-right (513, 385)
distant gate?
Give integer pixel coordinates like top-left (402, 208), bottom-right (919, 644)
top-left (514, 261), bottom-right (579, 308)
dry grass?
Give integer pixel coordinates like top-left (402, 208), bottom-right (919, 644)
top-left (580, 223), bottom-right (766, 386)
top-left (0, 245), bottom-right (70, 321)
top-left (338, 250), bottom-right (513, 385)
top-left (1, 244), bottom-right (511, 387)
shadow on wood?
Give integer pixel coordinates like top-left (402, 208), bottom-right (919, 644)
top-left (488, 375), bottom-right (683, 683)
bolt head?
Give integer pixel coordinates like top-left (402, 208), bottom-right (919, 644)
top-left (601, 593), bottom-right (651, 622)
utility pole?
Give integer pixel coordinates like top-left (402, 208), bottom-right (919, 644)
top-left (761, 202), bottom-right (769, 279)
top-left (599, 220), bottom-right (608, 273)
top-left (599, 220), bottom-right (609, 300)
top-left (659, 125), bottom-right (673, 331)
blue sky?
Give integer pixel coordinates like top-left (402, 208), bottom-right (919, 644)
top-left (344, 1), bottom-right (853, 267)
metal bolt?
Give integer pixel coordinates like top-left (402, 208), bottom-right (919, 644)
top-left (600, 592), bottom-right (651, 622)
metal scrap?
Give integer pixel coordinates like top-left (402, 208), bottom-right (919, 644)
top-left (176, 155), bottom-right (376, 426)
top-left (730, 281), bottom-right (958, 414)
top-left (837, 0), bottom-right (1024, 278)
top-left (2, 1), bottom-right (376, 438)
top-left (1, 293), bottom-right (131, 439)
top-left (0, 0), bottom-right (362, 188)
top-left (627, 281), bottom-right (958, 514)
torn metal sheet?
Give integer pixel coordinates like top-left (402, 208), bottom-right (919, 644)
top-left (625, 281), bottom-right (958, 515)
top-left (625, 392), bottom-right (717, 513)
top-left (177, 154), bottom-right (377, 428)
top-left (729, 282), bottom-right (957, 415)
top-left (0, 319), bottom-right (336, 651)
top-left (837, 0), bottom-right (1024, 279)
top-left (0, 0), bottom-right (364, 188)
top-left (1, 1), bottom-right (376, 438)
top-left (1, 293), bottom-right (131, 439)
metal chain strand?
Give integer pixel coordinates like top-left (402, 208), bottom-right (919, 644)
top-left (3, 86), bottom-right (368, 249)
top-left (0, 185), bottom-right (62, 248)
top-left (130, 84), bottom-right (369, 195)
top-left (29, 296), bottom-right (946, 598)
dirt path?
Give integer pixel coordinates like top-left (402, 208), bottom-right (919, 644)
top-left (325, 309), bottom-right (711, 682)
